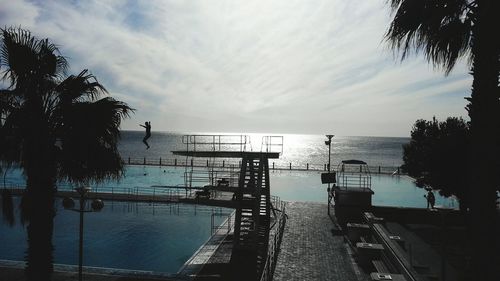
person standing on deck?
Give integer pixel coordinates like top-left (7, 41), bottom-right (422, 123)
top-left (140, 121), bottom-right (151, 149)
top-left (424, 189), bottom-right (435, 209)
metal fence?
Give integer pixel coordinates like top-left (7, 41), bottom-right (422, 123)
top-left (124, 157), bottom-right (403, 174)
top-left (5, 183), bottom-right (193, 202)
top-left (260, 197), bottom-right (287, 281)
top-left (211, 210), bottom-right (234, 235)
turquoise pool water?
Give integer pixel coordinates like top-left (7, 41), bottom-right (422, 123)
top-left (3, 165), bottom-right (458, 208)
top-left (0, 198), bottom-right (228, 274)
top-left (270, 170), bottom-right (458, 208)
top-left (1, 165), bottom-right (457, 273)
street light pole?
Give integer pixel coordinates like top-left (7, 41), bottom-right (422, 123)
top-left (76, 186), bottom-right (90, 281)
top-left (325, 135), bottom-right (334, 186)
top-left (325, 135), bottom-right (334, 214)
top-left (78, 191), bottom-right (85, 281)
top-left (63, 186), bottom-right (104, 281)
top-left (328, 139), bottom-right (331, 173)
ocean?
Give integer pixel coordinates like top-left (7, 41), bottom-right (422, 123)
top-left (119, 131), bottom-right (409, 169)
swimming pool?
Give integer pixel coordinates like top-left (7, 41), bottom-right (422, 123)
top-left (1, 165), bottom-right (457, 273)
top-left (270, 170), bottom-right (458, 208)
top-left (2, 165), bottom-right (458, 208)
top-left (0, 198), bottom-right (229, 274)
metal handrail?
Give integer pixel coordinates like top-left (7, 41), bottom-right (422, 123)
top-left (261, 136), bottom-right (284, 154)
top-left (211, 211), bottom-right (234, 235)
top-left (259, 198), bottom-right (287, 281)
top-left (181, 134), bottom-right (251, 152)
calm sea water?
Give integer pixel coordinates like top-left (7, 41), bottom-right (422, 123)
top-left (119, 131), bottom-right (409, 168)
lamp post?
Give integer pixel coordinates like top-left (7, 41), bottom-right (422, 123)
top-left (325, 135), bottom-right (334, 214)
top-left (62, 186), bottom-right (104, 281)
top-left (325, 135), bottom-right (334, 180)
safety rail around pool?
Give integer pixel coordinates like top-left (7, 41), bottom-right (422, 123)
top-left (123, 157), bottom-right (403, 174)
top-left (260, 197), bottom-right (287, 281)
top-left (211, 210), bottom-right (235, 235)
top-left (4, 184), bottom-right (197, 203)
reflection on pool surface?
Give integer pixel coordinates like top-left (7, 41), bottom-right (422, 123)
top-left (0, 198), bottom-right (228, 274)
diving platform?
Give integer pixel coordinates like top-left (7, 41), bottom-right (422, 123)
top-left (174, 134), bottom-right (283, 281)
top-left (328, 160), bottom-right (375, 226)
top-left (172, 150), bottom-right (280, 159)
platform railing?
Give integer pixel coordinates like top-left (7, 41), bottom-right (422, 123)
top-left (260, 198), bottom-right (287, 281)
top-left (182, 134), bottom-right (251, 152)
top-left (211, 210), bottom-right (234, 235)
top-left (261, 136), bottom-right (284, 154)
top-left (337, 175), bottom-right (372, 190)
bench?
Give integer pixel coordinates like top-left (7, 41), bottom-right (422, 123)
top-left (347, 222), bottom-right (370, 243)
top-left (370, 272), bottom-right (407, 281)
top-left (356, 242), bottom-right (384, 266)
top-left (364, 212), bottom-right (385, 224)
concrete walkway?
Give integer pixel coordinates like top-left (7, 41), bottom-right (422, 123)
top-left (273, 202), bottom-right (368, 281)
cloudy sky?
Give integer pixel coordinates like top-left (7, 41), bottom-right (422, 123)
top-left (0, 0), bottom-right (471, 137)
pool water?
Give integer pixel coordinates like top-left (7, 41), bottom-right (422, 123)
top-left (3, 165), bottom-right (458, 208)
top-left (0, 198), bottom-right (228, 274)
top-left (1, 165), bottom-right (457, 273)
top-left (270, 170), bottom-right (458, 208)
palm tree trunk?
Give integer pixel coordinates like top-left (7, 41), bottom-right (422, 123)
top-left (467, 1), bottom-right (500, 280)
top-left (25, 191), bottom-right (55, 281)
top-left (23, 170), bottom-right (56, 281)
top-left (21, 122), bottom-right (57, 281)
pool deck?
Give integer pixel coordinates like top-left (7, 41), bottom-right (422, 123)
top-left (174, 201), bottom-right (369, 281)
top-left (273, 202), bottom-right (368, 281)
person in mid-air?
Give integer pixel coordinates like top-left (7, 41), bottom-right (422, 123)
top-left (140, 121), bottom-right (151, 149)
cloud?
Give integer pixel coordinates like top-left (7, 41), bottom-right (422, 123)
top-left (0, 0), bottom-right (471, 136)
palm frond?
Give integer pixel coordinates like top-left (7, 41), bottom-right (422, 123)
top-left (1, 27), bottom-right (39, 87)
top-left (385, 0), bottom-right (474, 74)
top-left (57, 97), bottom-right (133, 184)
top-left (1, 27), bottom-right (67, 87)
top-left (55, 69), bottom-right (107, 103)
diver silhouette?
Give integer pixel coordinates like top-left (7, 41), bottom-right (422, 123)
top-left (140, 121), bottom-right (151, 149)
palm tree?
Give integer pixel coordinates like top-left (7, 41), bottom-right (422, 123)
top-left (385, 1), bottom-right (499, 279)
top-left (0, 27), bottom-right (133, 281)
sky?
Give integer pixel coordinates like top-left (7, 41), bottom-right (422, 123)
top-left (0, 0), bottom-right (472, 137)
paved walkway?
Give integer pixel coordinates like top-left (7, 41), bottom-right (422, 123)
top-left (273, 202), bottom-right (368, 281)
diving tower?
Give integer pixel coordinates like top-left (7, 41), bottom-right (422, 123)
top-left (329, 160), bottom-right (374, 226)
top-left (172, 134), bottom-right (283, 280)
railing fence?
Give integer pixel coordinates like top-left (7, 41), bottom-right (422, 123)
top-left (124, 157), bottom-right (403, 174)
top-left (260, 198), bottom-right (287, 281)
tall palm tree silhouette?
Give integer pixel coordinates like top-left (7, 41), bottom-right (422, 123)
top-left (385, 1), bottom-right (499, 279)
top-left (0, 27), bottom-right (133, 281)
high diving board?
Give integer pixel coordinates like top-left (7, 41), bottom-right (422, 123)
top-left (174, 134), bottom-right (283, 280)
top-left (172, 150), bottom-right (281, 159)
